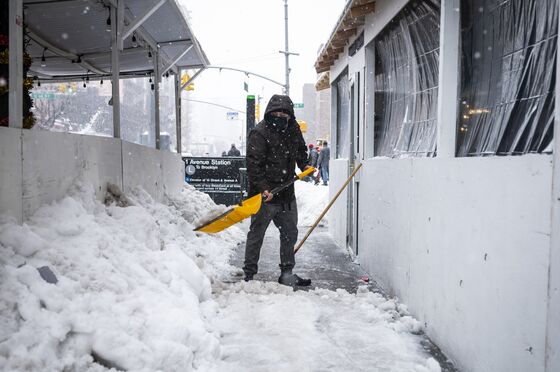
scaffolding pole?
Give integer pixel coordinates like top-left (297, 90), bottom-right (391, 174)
top-left (9, 0), bottom-right (23, 128)
top-left (175, 71), bottom-right (182, 154)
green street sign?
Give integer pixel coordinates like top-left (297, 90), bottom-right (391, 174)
top-left (247, 95), bottom-right (255, 100)
top-left (32, 92), bottom-right (56, 100)
top-left (294, 103), bottom-right (304, 108)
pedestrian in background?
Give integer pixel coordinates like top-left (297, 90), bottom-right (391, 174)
top-left (227, 143), bottom-right (241, 156)
top-left (317, 140), bottom-right (330, 186)
top-left (306, 144), bottom-right (318, 182)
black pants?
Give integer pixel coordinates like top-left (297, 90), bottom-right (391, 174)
top-left (243, 200), bottom-right (298, 276)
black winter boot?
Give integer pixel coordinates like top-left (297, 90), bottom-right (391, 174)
top-left (244, 273), bottom-right (254, 282)
top-left (278, 270), bottom-right (311, 287)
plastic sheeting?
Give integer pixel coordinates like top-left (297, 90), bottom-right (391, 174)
top-left (374, 0), bottom-right (440, 158)
top-left (457, 0), bottom-right (557, 156)
top-left (336, 73), bottom-right (351, 158)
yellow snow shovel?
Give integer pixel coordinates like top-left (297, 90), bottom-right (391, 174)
top-left (194, 167), bottom-right (316, 233)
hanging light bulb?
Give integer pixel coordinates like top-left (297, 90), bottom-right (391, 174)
top-left (76, 55), bottom-right (82, 64)
top-left (37, 78), bottom-right (41, 87)
top-left (106, 8), bottom-right (111, 32)
top-left (148, 49), bottom-right (152, 59)
top-left (132, 34), bottom-right (138, 48)
top-left (151, 83), bottom-right (154, 91)
top-left (100, 79), bottom-right (103, 85)
top-left (149, 75), bottom-right (152, 83)
top-left (165, 71), bottom-right (169, 78)
top-left (83, 82), bottom-right (86, 88)
top-left (41, 48), bottom-right (47, 67)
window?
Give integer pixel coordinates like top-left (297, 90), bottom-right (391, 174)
top-left (373, 0), bottom-right (440, 158)
top-left (336, 72), bottom-right (351, 158)
top-left (457, 0), bottom-right (557, 156)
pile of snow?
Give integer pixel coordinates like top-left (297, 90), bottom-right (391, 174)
top-left (208, 282), bottom-right (441, 372)
top-left (295, 180), bottom-right (329, 227)
top-left (0, 183), bottom-right (243, 371)
top-left (1, 180), bottom-right (443, 372)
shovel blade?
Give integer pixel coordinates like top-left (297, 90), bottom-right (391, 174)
top-left (194, 194), bottom-right (262, 233)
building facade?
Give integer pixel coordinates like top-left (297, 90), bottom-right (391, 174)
top-left (316, 1), bottom-right (559, 371)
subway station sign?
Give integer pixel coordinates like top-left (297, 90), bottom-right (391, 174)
top-left (183, 156), bottom-right (247, 206)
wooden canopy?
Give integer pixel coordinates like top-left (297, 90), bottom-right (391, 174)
top-left (314, 0), bottom-right (375, 74)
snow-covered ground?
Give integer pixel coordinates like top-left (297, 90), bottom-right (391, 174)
top-left (209, 282), bottom-right (441, 372)
top-left (0, 181), bottom-right (441, 371)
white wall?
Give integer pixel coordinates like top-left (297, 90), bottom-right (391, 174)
top-left (325, 0), bottom-right (559, 371)
top-left (0, 127), bottom-right (23, 223)
top-left (545, 14), bottom-right (560, 372)
top-left (22, 131), bottom-right (123, 219)
top-left (357, 155), bottom-right (552, 372)
top-left (0, 129), bottom-right (184, 222)
top-left (122, 141), bottom-right (184, 202)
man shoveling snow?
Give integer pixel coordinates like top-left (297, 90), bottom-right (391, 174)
top-left (244, 94), bottom-right (312, 287)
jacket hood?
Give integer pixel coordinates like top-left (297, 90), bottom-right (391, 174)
top-left (264, 94), bottom-right (295, 121)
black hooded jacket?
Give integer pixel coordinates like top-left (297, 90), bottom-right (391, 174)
top-left (246, 94), bottom-right (308, 204)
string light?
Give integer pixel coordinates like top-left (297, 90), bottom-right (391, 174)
top-left (132, 34), bottom-right (138, 48)
top-left (41, 48), bottom-right (47, 67)
top-left (106, 8), bottom-right (111, 32)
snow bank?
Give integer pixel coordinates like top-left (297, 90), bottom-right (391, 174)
top-left (0, 182), bottom-right (243, 371)
top-left (1, 180), bottom-right (443, 372)
top-left (295, 181), bottom-right (329, 227)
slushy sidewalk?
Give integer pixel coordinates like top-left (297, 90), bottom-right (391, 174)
top-left (226, 223), bottom-right (459, 372)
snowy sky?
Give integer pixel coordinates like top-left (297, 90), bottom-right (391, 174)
top-left (177, 0), bottom-right (346, 153)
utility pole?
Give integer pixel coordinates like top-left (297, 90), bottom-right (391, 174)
top-left (279, 0), bottom-right (298, 96)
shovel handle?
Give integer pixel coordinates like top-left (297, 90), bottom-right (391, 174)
top-left (268, 167), bottom-right (316, 196)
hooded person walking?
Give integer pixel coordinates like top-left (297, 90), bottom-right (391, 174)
top-left (244, 94), bottom-right (312, 286)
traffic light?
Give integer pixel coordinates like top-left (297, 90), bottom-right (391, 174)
top-left (297, 120), bottom-right (308, 133)
top-left (181, 72), bottom-right (195, 91)
top-left (247, 95), bottom-right (256, 136)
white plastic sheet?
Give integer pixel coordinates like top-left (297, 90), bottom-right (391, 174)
top-left (373, 0), bottom-right (440, 158)
top-left (457, 0), bottom-right (557, 156)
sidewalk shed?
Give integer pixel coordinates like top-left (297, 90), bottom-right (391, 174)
top-left (314, 1), bottom-right (560, 371)
top-left (3, 0), bottom-right (209, 223)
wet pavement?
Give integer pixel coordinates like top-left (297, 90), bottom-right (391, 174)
top-left (227, 222), bottom-right (459, 372)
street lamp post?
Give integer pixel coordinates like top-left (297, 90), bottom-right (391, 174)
top-left (279, 0), bottom-right (298, 96)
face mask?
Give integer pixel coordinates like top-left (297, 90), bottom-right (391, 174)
top-left (271, 116), bottom-right (289, 131)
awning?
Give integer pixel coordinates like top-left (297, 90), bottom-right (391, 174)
top-left (314, 0), bottom-right (375, 74)
top-left (315, 71), bottom-right (330, 91)
top-left (24, 0), bottom-right (210, 80)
